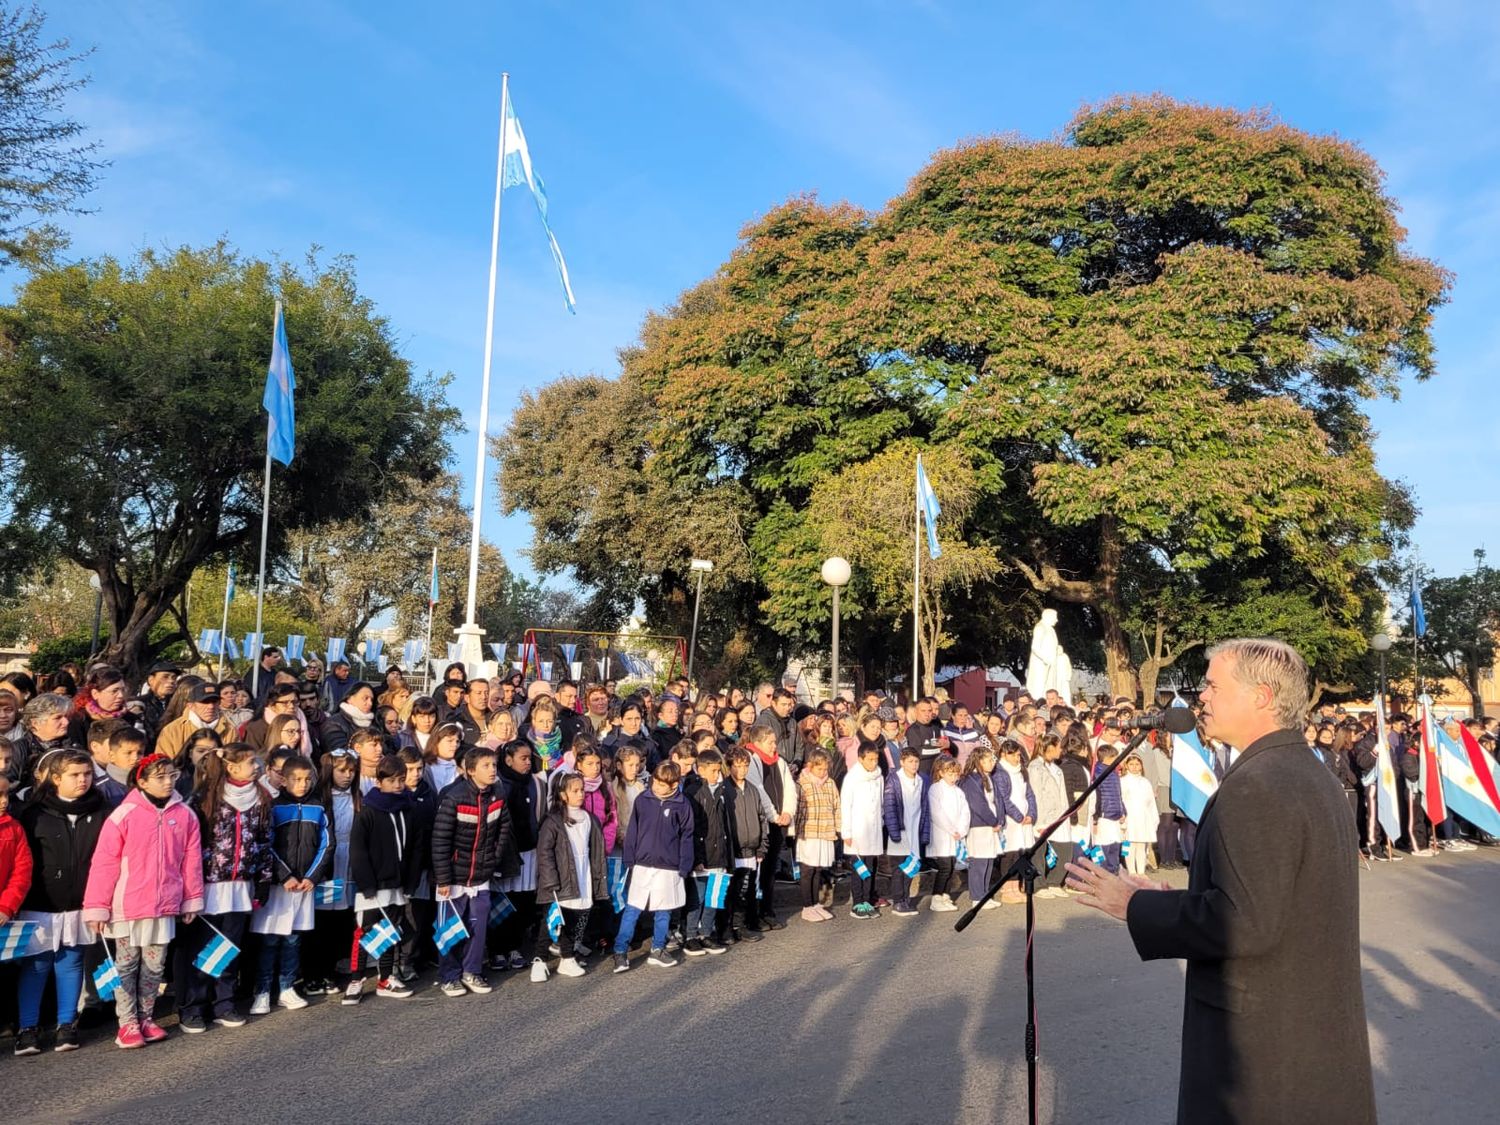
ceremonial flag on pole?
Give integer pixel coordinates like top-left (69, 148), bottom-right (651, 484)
top-left (1457, 722), bottom-right (1500, 813)
top-left (1169, 725), bottom-right (1219, 825)
top-left (1410, 576), bottom-right (1427, 638)
top-left (1369, 697), bottom-right (1402, 845)
top-left (264, 301), bottom-right (296, 465)
top-left (225, 562), bottom-right (236, 603)
top-left (429, 553), bottom-right (440, 607)
top-left (502, 88), bottom-right (577, 313)
top-left (1435, 724), bottom-right (1500, 838)
top-left (915, 454), bottom-right (942, 560)
top-left (1416, 697), bottom-right (1448, 828)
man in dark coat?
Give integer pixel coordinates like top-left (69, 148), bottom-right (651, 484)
top-left (1067, 637), bottom-right (1376, 1125)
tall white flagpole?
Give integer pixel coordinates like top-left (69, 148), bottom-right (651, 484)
top-left (424, 545), bottom-right (438, 694)
top-left (912, 459), bottom-right (921, 700)
top-left (456, 72), bottom-right (510, 674)
top-left (251, 302), bottom-right (280, 698)
top-left (216, 566), bottom-right (232, 679)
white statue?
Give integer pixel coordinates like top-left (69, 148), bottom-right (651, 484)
top-left (1026, 608), bottom-right (1072, 704)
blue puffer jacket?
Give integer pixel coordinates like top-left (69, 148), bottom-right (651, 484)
top-left (1092, 760), bottom-right (1124, 821)
top-left (623, 786), bottom-right (694, 876)
top-left (881, 769), bottom-right (931, 846)
top-left (996, 765), bottom-right (1039, 824)
top-left (959, 772), bottom-right (1003, 828)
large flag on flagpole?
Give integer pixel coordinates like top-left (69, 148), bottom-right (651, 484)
top-left (1416, 696), bottom-right (1447, 828)
top-left (502, 88), bottom-right (576, 313)
top-left (1369, 696), bottom-right (1402, 845)
top-left (263, 301), bottom-right (296, 466)
top-left (1434, 724), bottom-right (1500, 837)
top-left (1456, 722), bottom-right (1500, 813)
top-left (1409, 575), bottom-right (1426, 638)
top-left (915, 454), bottom-right (942, 560)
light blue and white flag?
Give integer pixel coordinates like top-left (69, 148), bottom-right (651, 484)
top-left (263, 300), bottom-right (297, 465)
top-left (314, 879), bottom-right (345, 907)
top-left (359, 915), bottom-right (400, 959)
top-left (1170, 725), bottom-right (1219, 825)
top-left (365, 637), bottom-right (384, 666)
top-left (225, 561), bottom-right (236, 604)
top-left (955, 840), bottom-right (969, 864)
top-left (243, 632), bottom-right (263, 661)
top-left (1434, 725), bottom-right (1500, 838)
top-left (1120, 840), bottom-right (1132, 860)
top-left (198, 628), bottom-right (222, 656)
top-left (791, 860), bottom-right (801, 881)
top-left (447, 642), bottom-right (464, 664)
top-left (1410, 575), bottom-right (1427, 639)
top-left (0, 920), bottom-right (40, 961)
top-left (193, 925), bottom-right (241, 978)
top-left (489, 891), bottom-right (517, 927)
top-left (898, 853), bottom-right (921, 878)
top-left (284, 634), bottom-right (306, 663)
top-left (93, 938), bottom-right (121, 1001)
top-left (489, 643), bottom-right (507, 665)
top-left (607, 856), bottom-right (627, 913)
top-left (545, 900), bottom-right (564, 941)
top-left (704, 870), bottom-right (732, 910)
top-left (540, 660), bottom-right (553, 683)
top-left (326, 637), bottom-right (347, 665)
top-left (502, 88), bottom-right (577, 313)
top-left (1045, 843), bottom-right (1058, 871)
top-left (403, 639), bottom-right (425, 670)
top-left (1367, 696), bottom-right (1402, 845)
top-left (850, 857), bottom-right (871, 881)
top-left (1088, 845), bottom-right (1106, 864)
top-left (559, 643), bottom-right (576, 666)
top-left (433, 900), bottom-right (468, 955)
top-left (225, 637), bottom-right (241, 661)
top-left (915, 454), bottom-right (942, 560)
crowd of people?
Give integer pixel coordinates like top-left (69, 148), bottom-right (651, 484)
top-left (0, 649), bottom-right (1494, 1055)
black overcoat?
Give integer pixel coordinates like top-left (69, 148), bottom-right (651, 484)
top-left (1126, 727), bottom-right (1377, 1124)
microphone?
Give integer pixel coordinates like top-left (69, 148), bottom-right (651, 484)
top-left (1102, 708), bottom-right (1197, 734)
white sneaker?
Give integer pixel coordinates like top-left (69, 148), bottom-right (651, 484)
top-left (556, 957), bottom-right (585, 978)
top-left (341, 980), bottom-right (363, 1006)
top-left (929, 895), bottom-right (958, 913)
top-left (249, 993), bottom-right (271, 1016)
top-left (530, 959), bottom-right (550, 983)
top-left (980, 900), bottom-right (1000, 911)
top-left (277, 988), bottom-right (308, 1010)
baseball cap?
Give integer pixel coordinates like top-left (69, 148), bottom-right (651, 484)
top-left (188, 683), bottom-right (221, 703)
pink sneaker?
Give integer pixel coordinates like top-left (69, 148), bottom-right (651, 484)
top-left (115, 1022), bottom-right (146, 1049)
top-left (138, 1018), bottom-right (169, 1044)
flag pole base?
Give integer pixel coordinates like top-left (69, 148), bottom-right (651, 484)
top-left (454, 621), bottom-right (488, 682)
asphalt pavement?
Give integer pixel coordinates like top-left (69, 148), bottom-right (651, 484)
top-left (4, 850), bottom-right (1497, 1124)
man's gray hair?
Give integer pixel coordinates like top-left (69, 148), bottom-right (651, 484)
top-left (1206, 638), bottom-right (1310, 728)
top-left (22, 691), bottom-right (72, 727)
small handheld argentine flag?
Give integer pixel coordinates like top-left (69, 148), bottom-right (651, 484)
top-left (433, 900), bottom-right (468, 955)
top-left (791, 860), bottom-right (801, 881)
top-left (0, 920), bottom-right (40, 961)
top-left (1120, 840), bottom-right (1132, 859)
top-left (850, 857), bottom-right (871, 881)
top-left (546, 901), bottom-right (564, 941)
top-left (704, 870), bottom-right (731, 910)
top-left (955, 840), bottom-right (969, 864)
top-left (899, 853), bottom-right (922, 878)
top-left (314, 879), bottom-right (344, 907)
top-left (1046, 843), bottom-right (1059, 871)
top-left (489, 892), bottom-right (517, 927)
top-left (93, 936), bottom-right (121, 1001)
top-left (607, 856), bottom-right (627, 913)
top-left (193, 922), bottom-right (241, 978)
top-left (359, 913), bottom-right (400, 959)
top-left (1088, 845), bottom-right (1106, 865)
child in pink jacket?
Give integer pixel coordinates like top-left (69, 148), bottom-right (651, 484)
top-left (84, 753), bottom-right (205, 1049)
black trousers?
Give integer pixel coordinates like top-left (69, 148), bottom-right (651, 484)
top-left (758, 824), bottom-right (788, 918)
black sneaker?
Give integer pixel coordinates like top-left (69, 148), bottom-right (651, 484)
top-left (737, 926), bottom-right (764, 943)
top-left (178, 1011), bottom-right (208, 1034)
top-left (717, 929), bottom-right (739, 947)
top-left (647, 947), bottom-right (680, 968)
top-left (701, 935), bottom-right (727, 955)
top-left (682, 937), bottom-right (707, 957)
top-left (13, 1027), bottom-right (40, 1056)
top-left (53, 1022), bottom-right (80, 1052)
top-left (760, 915), bottom-right (786, 931)
top-left (612, 953), bottom-right (631, 974)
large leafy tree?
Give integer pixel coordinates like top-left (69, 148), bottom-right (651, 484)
top-left (498, 98), bottom-right (1447, 696)
top-left (0, 4), bottom-right (102, 268)
top-left (0, 243), bottom-right (458, 679)
top-left (1407, 555), bottom-right (1500, 718)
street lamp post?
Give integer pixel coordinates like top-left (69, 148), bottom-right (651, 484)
top-left (1370, 632), bottom-right (1392, 709)
top-left (686, 559), bottom-right (714, 685)
top-left (87, 573), bottom-right (103, 662)
top-left (821, 556), bottom-right (851, 705)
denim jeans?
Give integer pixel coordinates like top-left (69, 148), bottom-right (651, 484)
top-left (437, 891), bottom-right (490, 982)
top-left (254, 933), bottom-right (302, 995)
top-left (685, 871), bottom-right (724, 937)
top-left (18, 945), bottom-right (86, 1028)
top-left (613, 906), bottom-right (671, 953)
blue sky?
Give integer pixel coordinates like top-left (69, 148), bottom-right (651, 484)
top-left (38, 0), bottom-right (1500, 584)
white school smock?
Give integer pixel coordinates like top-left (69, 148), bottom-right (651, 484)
top-left (251, 884), bottom-right (315, 935)
top-left (927, 782), bottom-right (970, 858)
top-left (966, 784), bottom-right (1001, 859)
top-left (839, 764), bottom-right (885, 855)
top-left (1121, 773), bottom-right (1161, 843)
top-left (999, 761), bottom-right (1036, 851)
top-left (625, 864), bottom-right (685, 911)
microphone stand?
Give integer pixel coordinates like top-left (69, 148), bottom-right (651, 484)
top-left (954, 726), bottom-right (1155, 1125)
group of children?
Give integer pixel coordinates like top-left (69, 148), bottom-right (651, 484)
top-left (0, 673), bottom-right (1190, 1058)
